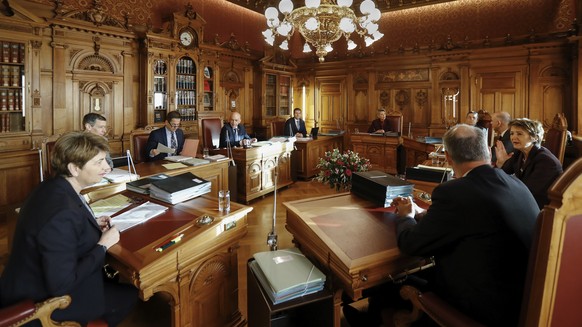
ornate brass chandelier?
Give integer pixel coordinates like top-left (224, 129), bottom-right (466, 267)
top-left (263, 0), bottom-right (383, 62)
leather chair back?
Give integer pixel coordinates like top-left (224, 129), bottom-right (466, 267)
top-left (270, 117), bottom-right (287, 137)
top-left (198, 116), bottom-right (222, 149)
top-left (130, 128), bottom-right (156, 163)
top-left (44, 140), bottom-right (56, 178)
top-left (386, 109), bottom-right (403, 134)
top-left (543, 113), bottom-right (568, 164)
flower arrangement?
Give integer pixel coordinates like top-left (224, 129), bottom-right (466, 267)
top-left (315, 149), bottom-right (371, 191)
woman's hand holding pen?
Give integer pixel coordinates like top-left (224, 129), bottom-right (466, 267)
top-left (97, 216), bottom-right (113, 232)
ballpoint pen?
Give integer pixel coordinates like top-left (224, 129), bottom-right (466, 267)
top-left (155, 234), bottom-right (184, 252)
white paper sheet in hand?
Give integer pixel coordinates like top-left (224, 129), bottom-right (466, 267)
top-left (157, 142), bottom-right (176, 154)
top-left (112, 201), bottom-right (168, 232)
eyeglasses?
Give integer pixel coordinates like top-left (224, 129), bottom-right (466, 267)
top-left (169, 123), bottom-right (181, 128)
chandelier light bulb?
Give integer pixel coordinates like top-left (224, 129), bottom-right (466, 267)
top-left (280, 40), bottom-right (289, 50)
top-left (265, 7), bottom-right (279, 19)
top-left (339, 17), bottom-right (355, 33)
top-left (359, 0), bottom-right (375, 15)
top-left (277, 21), bottom-right (292, 36)
top-left (364, 36), bottom-right (374, 47)
top-left (278, 0), bottom-right (294, 14)
top-left (262, 29), bottom-right (273, 38)
top-left (337, 0), bottom-right (353, 7)
top-left (347, 40), bottom-right (357, 50)
top-left (305, 0), bottom-right (321, 9)
top-left (372, 31), bottom-right (384, 41)
top-left (265, 35), bottom-right (275, 46)
top-left (325, 44), bottom-right (333, 52)
top-left (369, 8), bottom-right (381, 22)
top-left (267, 16), bottom-right (280, 28)
top-left (304, 17), bottom-right (319, 31)
top-left (303, 43), bottom-right (312, 53)
top-left (366, 22), bottom-right (378, 34)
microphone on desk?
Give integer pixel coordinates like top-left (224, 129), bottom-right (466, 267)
top-left (126, 150), bottom-right (138, 181)
top-left (226, 129), bottom-right (235, 166)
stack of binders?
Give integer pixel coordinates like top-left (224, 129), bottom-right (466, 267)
top-left (149, 172), bottom-right (211, 204)
top-left (351, 170), bottom-right (414, 207)
top-left (249, 248), bottom-right (326, 305)
top-left (126, 173), bottom-right (171, 194)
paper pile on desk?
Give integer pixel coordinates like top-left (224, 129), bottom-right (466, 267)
top-left (250, 248), bottom-right (326, 304)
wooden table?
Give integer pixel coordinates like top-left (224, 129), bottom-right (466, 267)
top-left (293, 135), bottom-right (343, 180)
top-left (102, 192), bottom-right (252, 327)
top-left (215, 142), bottom-right (294, 203)
top-left (350, 133), bottom-right (401, 174)
top-left (283, 193), bottom-right (429, 327)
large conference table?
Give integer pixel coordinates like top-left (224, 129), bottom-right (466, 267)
top-left (283, 192), bottom-right (431, 327)
top-left (82, 159), bottom-right (250, 327)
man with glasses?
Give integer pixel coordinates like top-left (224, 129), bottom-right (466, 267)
top-left (146, 111), bottom-right (185, 161)
top-left (83, 113), bottom-right (113, 169)
top-left (219, 111), bottom-right (256, 148)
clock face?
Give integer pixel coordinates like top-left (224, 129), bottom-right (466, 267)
top-left (180, 31), bottom-right (193, 47)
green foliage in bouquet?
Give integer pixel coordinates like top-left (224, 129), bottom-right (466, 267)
top-left (315, 149), bottom-right (371, 191)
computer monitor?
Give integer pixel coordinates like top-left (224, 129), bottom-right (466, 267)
top-left (310, 127), bottom-right (319, 139)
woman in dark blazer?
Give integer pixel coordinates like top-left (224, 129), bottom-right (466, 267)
top-left (0, 132), bottom-right (137, 326)
top-left (496, 118), bottom-right (563, 209)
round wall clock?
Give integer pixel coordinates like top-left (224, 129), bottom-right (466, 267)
top-left (179, 30), bottom-right (194, 47)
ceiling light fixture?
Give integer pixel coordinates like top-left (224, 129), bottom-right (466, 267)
top-left (263, 0), bottom-right (384, 62)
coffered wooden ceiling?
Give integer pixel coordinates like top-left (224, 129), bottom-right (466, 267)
top-left (225, 0), bottom-right (457, 14)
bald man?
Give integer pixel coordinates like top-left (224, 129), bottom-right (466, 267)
top-left (219, 112), bottom-right (257, 148)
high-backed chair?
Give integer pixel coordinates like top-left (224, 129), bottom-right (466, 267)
top-left (385, 109), bottom-right (403, 134)
top-left (129, 127), bottom-right (157, 163)
top-left (270, 117), bottom-right (287, 137)
top-left (198, 116), bottom-right (222, 149)
top-left (543, 113), bottom-right (568, 164)
top-left (394, 157), bottom-right (582, 327)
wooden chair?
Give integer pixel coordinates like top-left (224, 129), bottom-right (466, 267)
top-left (270, 117), bottom-right (288, 137)
top-left (198, 116), bottom-right (222, 149)
top-left (394, 157), bottom-right (582, 327)
top-left (129, 126), bottom-right (157, 163)
top-left (385, 109), bottom-right (404, 134)
top-left (543, 113), bottom-right (568, 164)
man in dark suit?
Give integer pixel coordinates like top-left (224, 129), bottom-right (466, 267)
top-left (145, 110), bottom-right (185, 161)
top-left (367, 108), bottom-right (391, 133)
top-left (392, 124), bottom-right (539, 326)
top-left (0, 132), bottom-right (137, 326)
top-left (284, 108), bottom-right (307, 137)
top-left (83, 112), bottom-right (113, 169)
top-left (490, 111), bottom-right (514, 164)
top-left (220, 111), bottom-right (257, 148)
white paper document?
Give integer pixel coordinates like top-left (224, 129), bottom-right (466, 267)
top-left (111, 201), bottom-right (168, 232)
top-left (157, 142), bottom-right (176, 154)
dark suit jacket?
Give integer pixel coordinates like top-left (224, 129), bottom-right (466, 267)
top-left (396, 165), bottom-right (539, 326)
top-left (491, 129), bottom-right (514, 163)
top-left (145, 127), bottom-right (185, 161)
top-left (501, 145), bottom-right (563, 209)
top-left (284, 118), bottom-right (307, 137)
top-left (0, 177), bottom-right (107, 324)
top-left (219, 123), bottom-right (251, 148)
top-left (367, 118), bottom-right (391, 133)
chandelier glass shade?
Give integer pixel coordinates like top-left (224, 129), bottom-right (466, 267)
top-left (263, 0), bottom-right (383, 62)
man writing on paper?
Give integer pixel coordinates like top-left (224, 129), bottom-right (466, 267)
top-left (284, 108), bottom-right (308, 137)
top-left (145, 111), bottom-right (185, 161)
top-left (219, 111), bottom-right (256, 148)
top-left (83, 113), bottom-right (113, 170)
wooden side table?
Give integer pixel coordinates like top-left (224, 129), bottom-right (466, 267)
top-left (247, 259), bottom-right (334, 327)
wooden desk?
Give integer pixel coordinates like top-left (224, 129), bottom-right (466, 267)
top-left (284, 193), bottom-right (427, 327)
top-left (350, 133), bottom-right (401, 174)
top-left (82, 160), bottom-right (230, 202)
top-left (100, 192), bottom-right (252, 327)
top-left (401, 137), bottom-right (439, 169)
top-left (216, 142), bottom-right (294, 203)
top-left (293, 135), bottom-right (343, 180)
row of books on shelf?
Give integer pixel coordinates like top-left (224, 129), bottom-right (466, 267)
top-left (0, 113), bottom-right (23, 133)
top-left (250, 248), bottom-right (326, 305)
top-left (1, 65), bottom-right (21, 87)
top-left (0, 42), bottom-right (24, 64)
top-left (176, 90), bottom-right (196, 106)
top-left (176, 74), bottom-right (195, 89)
top-left (1, 89), bottom-right (23, 111)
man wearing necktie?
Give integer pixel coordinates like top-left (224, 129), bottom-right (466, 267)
top-left (145, 111), bottom-right (185, 161)
top-left (219, 111), bottom-right (257, 148)
top-left (284, 108), bottom-right (308, 137)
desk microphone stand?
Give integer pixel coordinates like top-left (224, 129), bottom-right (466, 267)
top-left (267, 155), bottom-right (279, 251)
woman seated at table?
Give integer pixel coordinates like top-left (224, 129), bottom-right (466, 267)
top-left (0, 131), bottom-right (137, 326)
top-left (495, 118), bottom-right (562, 209)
